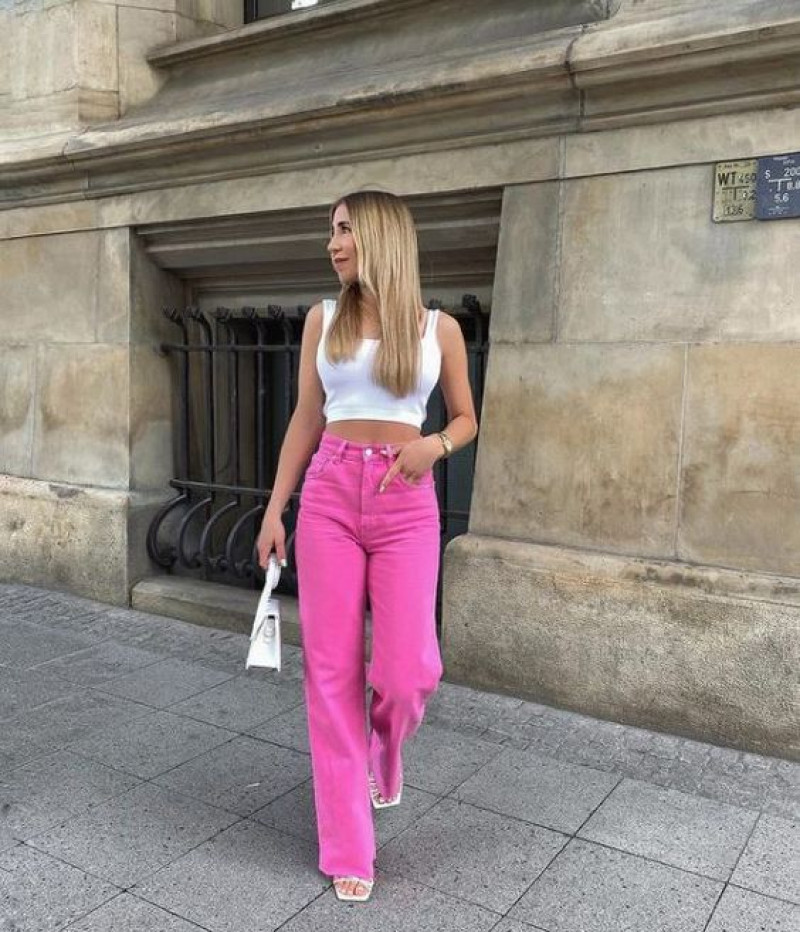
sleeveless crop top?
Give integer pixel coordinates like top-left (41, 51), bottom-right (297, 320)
top-left (316, 299), bottom-right (442, 428)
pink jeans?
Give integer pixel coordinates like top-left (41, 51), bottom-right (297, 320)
top-left (295, 431), bottom-right (443, 880)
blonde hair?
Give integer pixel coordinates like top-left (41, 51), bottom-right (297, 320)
top-left (325, 190), bottom-right (424, 398)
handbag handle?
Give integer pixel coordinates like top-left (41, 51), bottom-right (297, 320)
top-left (263, 554), bottom-right (281, 597)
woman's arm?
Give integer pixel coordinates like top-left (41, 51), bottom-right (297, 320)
top-left (379, 311), bottom-right (478, 489)
top-left (257, 302), bottom-right (326, 565)
top-left (430, 310), bottom-right (479, 456)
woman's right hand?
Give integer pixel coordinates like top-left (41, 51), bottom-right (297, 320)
top-left (256, 509), bottom-right (287, 569)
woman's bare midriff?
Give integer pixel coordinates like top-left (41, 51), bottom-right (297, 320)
top-left (324, 420), bottom-right (421, 447)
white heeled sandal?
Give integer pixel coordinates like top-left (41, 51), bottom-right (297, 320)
top-left (333, 876), bottom-right (374, 902)
top-left (368, 771), bottom-right (402, 809)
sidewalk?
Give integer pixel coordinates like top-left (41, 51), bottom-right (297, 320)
top-left (1, 581), bottom-right (798, 932)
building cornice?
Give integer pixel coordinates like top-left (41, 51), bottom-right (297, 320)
top-left (1, 0), bottom-right (799, 208)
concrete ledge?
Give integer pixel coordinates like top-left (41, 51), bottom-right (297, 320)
top-left (132, 575), bottom-right (301, 646)
top-left (442, 533), bottom-right (800, 761)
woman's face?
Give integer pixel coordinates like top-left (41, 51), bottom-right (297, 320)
top-left (327, 202), bottom-right (358, 285)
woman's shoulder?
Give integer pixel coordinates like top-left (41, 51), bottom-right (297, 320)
top-left (430, 307), bottom-right (461, 344)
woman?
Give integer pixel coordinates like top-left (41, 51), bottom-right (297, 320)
top-left (256, 190), bottom-right (478, 903)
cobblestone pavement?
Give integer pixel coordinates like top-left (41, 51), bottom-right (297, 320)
top-left (1, 582), bottom-right (798, 932)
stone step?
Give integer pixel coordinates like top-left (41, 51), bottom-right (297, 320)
top-left (131, 575), bottom-right (302, 646)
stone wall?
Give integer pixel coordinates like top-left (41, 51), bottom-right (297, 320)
top-left (444, 158), bottom-right (800, 760)
top-left (0, 228), bottom-right (183, 602)
top-left (0, 0), bottom-right (798, 757)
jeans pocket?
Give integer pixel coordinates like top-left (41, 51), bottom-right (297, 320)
top-left (305, 452), bottom-right (332, 480)
top-left (396, 469), bottom-right (434, 490)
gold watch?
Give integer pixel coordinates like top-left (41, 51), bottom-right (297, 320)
top-left (436, 430), bottom-right (454, 458)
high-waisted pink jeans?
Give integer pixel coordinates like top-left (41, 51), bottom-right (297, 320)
top-left (295, 431), bottom-right (443, 880)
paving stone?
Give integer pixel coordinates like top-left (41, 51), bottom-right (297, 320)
top-left (0, 735), bottom-right (53, 775)
top-left (0, 666), bottom-right (82, 722)
top-left (131, 819), bottom-right (327, 931)
top-left (278, 871), bottom-right (500, 932)
top-left (1, 690), bottom-right (153, 757)
top-left (250, 779), bottom-right (318, 842)
top-left (66, 892), bottom-right (209, 931)
top-left (378, 797), bottom-right (566, 913)
top-left (248, 701), bottom-right (310, 754)
top-left (168, 675), bottom-right (305, 733)
top-left (400, 723), bottom-right (504, 796)
top-left (453, 747), bottom-right (619, 834)
top-left (578, 778), bottom-right (758, 880)
top-left (66, 709), bottom-right (239, 780)
top-left (372, 785), bottom-right (445, 849)
top-left (0, 619), bottom-right (95, 669)
top-left (97, 610), bottom-right (222, 658)
top-left (151, 734), bottom-right (310, 815)
top-left (0, 843), bottom-right (120, 932)
top-left (27, 782), bottom-right (239, 888)
top-left (0, 750), bottom-right (141, 841)
top-left (510, 838), bottom-right (723, 932)
top-left (188, 632), bottom-right (255, 675)
top-left (426, 682), bottom-right (525, 732)
top-left (706, 885), bottom-right (800, 932)
top-left (93, 657), bottom-right (234, 709)
top-left (0, 825), bottom-right (18, 855)
top-left (35, 641), bottom-right (165, 686)
top-left (488, 920), bottom-right (548, 932)
top-left (732, 814), bottom-right (800, 904)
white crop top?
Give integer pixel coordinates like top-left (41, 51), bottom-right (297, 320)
top-left (316, 299), bottom-right (442, 428)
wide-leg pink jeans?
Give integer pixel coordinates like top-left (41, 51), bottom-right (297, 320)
top-left (295, 431), bottom-right (443, 880)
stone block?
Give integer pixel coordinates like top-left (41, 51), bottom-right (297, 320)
top-left (76, 0), bottom-right (119, 93)
top-left (96, 227), bottom-right (132, 343)
top-left (0, 476), bottom-right (128, 603)
top-left (558, 165), bottom-right (800, 342)
top-left (118, 6), bottom-right (173, 113)
top-left (130, 343), bottom-right (175, 491)
top-left (564, 106), bottom-right (800, 179)
top-left (0, 345), bottom-right (36, 477)
top-left (470, 342), bottom-right (683, 557)
top-left (33, 343), bottom-right (129, 488)
top-left (177, 0), bottom-right (241, 26)
top-left (490, 181), bottom-right (559, 344)
top-left (442, 534), bottom-right (800, 760)
top-left (679, 345), bottom-right (800, 576)
top-left (130, 230), bottom-right (185, 346)
top-left (0, 230), bottom-right (102, 344)
top-left (95, 137), bottom-right (561, 228)
top-left (10, 2), bottom-right (76, 99)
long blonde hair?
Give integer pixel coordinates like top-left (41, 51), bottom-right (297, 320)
top-left (325, 190), bottom-right (424, 398)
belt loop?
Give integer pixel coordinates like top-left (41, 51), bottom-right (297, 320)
top-left (334, 437), bottom-right (348, 462)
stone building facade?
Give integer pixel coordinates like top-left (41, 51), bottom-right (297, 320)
top-left (1, 0), bottom-right (798, 759)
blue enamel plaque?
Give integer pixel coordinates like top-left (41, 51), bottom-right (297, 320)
top-left (756, 153), bottom-right (800, 220)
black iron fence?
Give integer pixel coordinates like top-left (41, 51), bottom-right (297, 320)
top-left (147, 297), bottom-right (488, 623)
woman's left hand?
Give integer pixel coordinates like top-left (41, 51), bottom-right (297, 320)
top-left (379, 436), bottom-right (443, 492)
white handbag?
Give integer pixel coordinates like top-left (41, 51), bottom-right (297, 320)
top-left (246, 556), bottom-right (282, 672)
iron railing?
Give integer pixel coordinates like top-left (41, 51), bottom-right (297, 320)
top-left (146, 297), bottom-right (488, 622)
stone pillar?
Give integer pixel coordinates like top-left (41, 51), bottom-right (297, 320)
top-left (0, 229), bottom-right (184, 603)
top-left (443, 167), bottom-right (800, 760)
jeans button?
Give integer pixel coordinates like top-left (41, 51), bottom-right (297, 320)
top-left (365, 448), bottom-right (373, 457)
